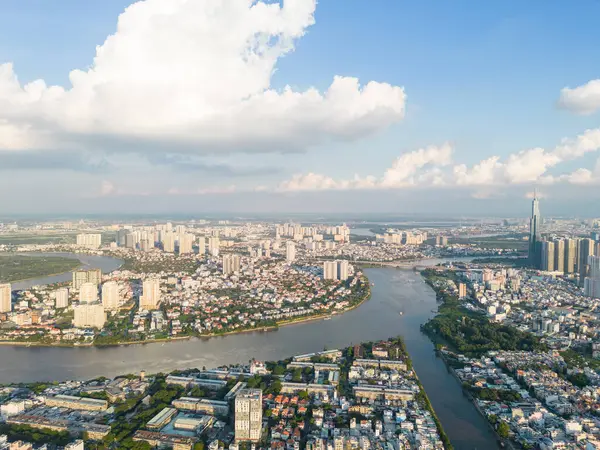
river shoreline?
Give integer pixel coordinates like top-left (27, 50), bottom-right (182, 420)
top-left (0, 280), bottom-right (371, 349)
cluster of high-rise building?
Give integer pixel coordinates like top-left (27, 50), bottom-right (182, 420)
top-left (276, 223), bottom-right (350, 243)
top-left (222, 254), bottom-right (241, 275)
top-left (323, 260), bottom-right (350, 281)
top-left (115, 224), bottom-right (199, 254)
top-left (72, 269), bottom-right (102, 290)
top-left (376, 231), bottom-right (428, 245)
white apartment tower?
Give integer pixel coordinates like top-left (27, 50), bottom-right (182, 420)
top-left (54, 288), bottom-right (69, 309)
top-left (162, 232), bottom-right (175, 253)
top-left (235, 389), bottom-right (263, 442)
top-left (323, 261), bottom-right (337, 280)
top-left (338, 260), bottom-right (350, 281)
top-left (208, 237), bottom-right (220, 257)
top-left (179, 233), bottom-right (194, 254)
top-left (79, 282), bottom-right (98, 303)
top-left (140, 279), bottom-right (161, 310)
top-left (286, 241), bottom-right (296, 262)
top-left (76, 233), bottom-right (102, 249)
top-left (73, 304), bottom-right (106, 329)
top-left (223, 254), bottom-right (241, 275)
top-left (0, 283), bottom-right (11, 313)
top-left (101, 281), bottom-right (120, 310)
top-left (198, 237), bottom-right (206, 255)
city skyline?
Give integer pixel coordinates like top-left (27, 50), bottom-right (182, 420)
top-left (1, 0), bottom-right (600, 214)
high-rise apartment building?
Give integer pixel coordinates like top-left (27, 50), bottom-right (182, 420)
top-left (72, 269), bottom-right (102, 290)
top-left (101, 281), bottom-right (119, 310)
top-left (541, 241), bottom-right (555, 272)
top-left (323, 261), bottom-right (337, 280)
top-left (0, 283), bottom-right (11, 313)
top-left (579, 238), bottom-right (595, 286)
top-left (73, 303), bottom-right (106, 329)
top-left (338, 260), bottom-right (349, 281)
top-left (140, 279), bottom-right (161, 310)
top-left (125, 233), bottom-right (136, 249)
top-left (286, 241), bottom-right (296, 262)
top-left (564, 238), bottom-right (578, 274)
top-left (208, 237), bottom-right (220, 257)
top-left (584, 255), bottom-right (600, 298)
top-left (79, 282), bottom-right (99, 303)
top-left (553, 239), bottom-right (565, 273)
top-left (76, 233), bottom-right (102, 249)
top-left (54, 287), bottom-right (69, 309)
top-left (529, 192), bottom-right (541, 267)
top-left (179, 233), bottom-right (194, 254)
top-left (162, 232), bottom-right (175, 253)
top-left (222, 254), bottom-right (241, 275)
top-left (234, 389), bottom-right (262, 442)
top-left (198, 237), bottom-right (206, 255)
top-left (458, 283), bottom-right (467, 299)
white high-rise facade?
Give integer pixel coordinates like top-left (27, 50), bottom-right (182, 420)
top-left (73, 304), bottom-right (106, 329)
top-left (198, 237), bottom-right (206, 255)
top-left (208, 237), bottom-right (220, 257)
top-left (140, 279), bottom-right (161, 310)
top-left (79, 282), bottom-right (98, 303)
top-left (101, 281), bottom-right (119, 310)
top-left (54, 288), bottom-right (69, 309)
top-left (286, 241), bottom-right (296, 262)
top-left (323, 261), bottom-right (337, 280)
top-left (338, 260), bottom-right (350, 281)
top-left (76, 233), bottom-right (102, 249)
top-left (162, 232), bottom-right (175, 253)
top-left (179, 233), bottom-right (194, 254)
top-left (234, 389), bottom-right (262, 442)
top-left (0, 283), bottom-right (11, 313)
top-left (223, 254), bottom-right (241, 275)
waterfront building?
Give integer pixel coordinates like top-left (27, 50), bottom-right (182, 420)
top-left (45, 394), bottom-right (108, 411)
top-left (286, 241), bottom-right (296, 262)
top-left (73, 303), bottom-right (106, 329)
top-left (76, 233), bottom-right (102, 249)
top-left (72, 269), bottom-right (102, 290)
top-left (338, 260), bottom-right (349, 281)
top-left (101, 281), bottom-right (119, 310)
top-left (54, 287), bottom-right (69, 309)
top-left (140, 279), bottom-right (161, 310)
top-left (234, 389), bottom-right (262, 442)
top-left (79, 282), bottom-right (98, 303)
top-left (0, 283), bottom-right (11, 313)
top-left (323, 261), bottom-right (337, 280)
top-left (529, 192), bottom-right (541, 268)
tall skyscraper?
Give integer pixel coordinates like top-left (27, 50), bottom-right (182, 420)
top-left (553, 239), bottom-right (565, 273)
top-left (286, 241), bottom-right (296, 262)
top-left (54, 288), bottom-right (69, 309)
top-left (528, 192), bottom-right (541, 267)
top-left (140, 279), bottom-right (161, 310)
top-left (79, 282), bottom-right (99, 303)
top-left (198, 237), bottom-right (206, 255)
top-left (541, 241), bottom-right (555, 272)
top-left (101, 281), bottom-right (119, 310)
top-left (564, 238), bottom-right (578, 274)
top-left (0, 283), bottom-right (11, 313)
top-left (579, 238), bottom-right (595, 286)
top-left (234, 389), bottom-right (262, 442)
top-left (162, 232), bottom-right (175, 253)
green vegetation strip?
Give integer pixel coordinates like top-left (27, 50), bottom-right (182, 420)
top-left (0, 254), bottom-right (81, 283)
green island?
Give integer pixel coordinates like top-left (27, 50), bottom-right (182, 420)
top-left (0, 254), bottom-right (82, 283)
top-left (0, 337), bottom-right (451, 450)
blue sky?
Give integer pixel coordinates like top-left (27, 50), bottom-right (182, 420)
top-left (1, 0), bottom-right (599, 215)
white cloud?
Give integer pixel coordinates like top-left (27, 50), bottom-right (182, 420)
top-left (100, 180), bottom-right (116, 196)
top-left (197, 185), bottom-right (236, 195)
top-left (0, 0), bottom-right (406, 154)
top-left (558, 79), bottom-right (600, 115)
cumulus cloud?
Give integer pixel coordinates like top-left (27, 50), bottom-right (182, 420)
top-left (276, 127), bottom-right (600, 192)
top-left (558, 79), bottom-right (600, 115)
top-left (0, 0), bottom-right (406, 156)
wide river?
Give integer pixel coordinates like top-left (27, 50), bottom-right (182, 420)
top-left (1, 255), bottom-right (499, 450)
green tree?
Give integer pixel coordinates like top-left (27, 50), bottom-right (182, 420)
top-left (497, 421), bottom-right (510, 439)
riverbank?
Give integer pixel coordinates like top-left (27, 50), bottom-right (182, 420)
top-left (0, 253), bottom-right (83, 284)
top-left (0, 277), bottom-right (372, 349)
